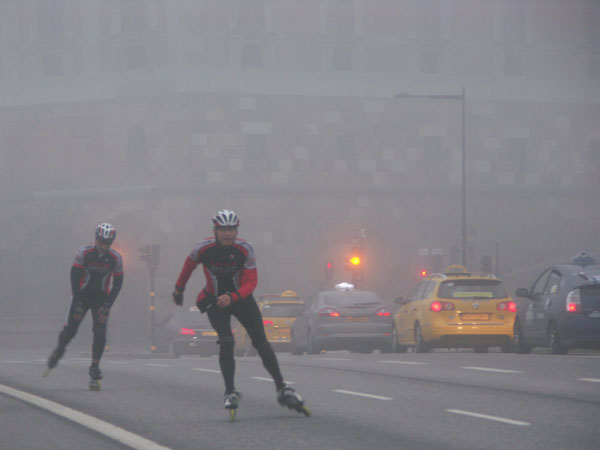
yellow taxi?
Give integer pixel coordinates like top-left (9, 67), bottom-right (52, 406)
top-left (234, 290), bottom-right (305, 356)
top-left (392, 265), bottom-right (516, 353)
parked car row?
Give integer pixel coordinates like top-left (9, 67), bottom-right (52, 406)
top-left (153, 252), bottom-right (600, 357)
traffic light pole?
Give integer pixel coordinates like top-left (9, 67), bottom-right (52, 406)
top-left (140, 244), bottom-right (159, 353)
top-left (149, 264), bottom-right (156, 352)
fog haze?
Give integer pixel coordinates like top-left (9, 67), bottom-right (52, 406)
top-left (0, 0), bottom-right (598, 349)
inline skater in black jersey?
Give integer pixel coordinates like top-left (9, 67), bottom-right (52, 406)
top-left (172, 209), bottom-right (308, 419)
top-left (44, 223), bottom-right (124, 389)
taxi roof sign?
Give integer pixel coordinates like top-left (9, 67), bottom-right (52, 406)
top-left (335, 282), bottom-right (354, 291)
top-left (444, 264), bottom-right (469, 274)
top-left (280, 290), bottom-right (298, 297)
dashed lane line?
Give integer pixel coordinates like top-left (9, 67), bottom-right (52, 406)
top-left (192, 368), bottom-right (221, 373)
top-left (317, 357), bottom-right (354, 361)
top-left (447, 409), bottom-right (530, 426)
top-left (378, 360), bottom-right (427, 365)
top-left (251, 376), bottom-right (294, 384)
top-left (146, 363), bottom-right (170, 367)
top-left (333, 389), bottom-right (392, 400)
top-left (461, 366), bottom-right (523, 374)
top-left (578, 378), bottom-right (600, 383)
top-left (0, 383), bottom-right (172, 450)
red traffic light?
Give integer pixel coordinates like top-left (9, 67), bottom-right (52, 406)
top-left (420, 269), bottom-right (428, 277)
top-left (324, 260), bottom-right (335, 280)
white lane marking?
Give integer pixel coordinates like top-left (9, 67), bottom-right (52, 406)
top-left (578, 378), bottom-right (600, 383)
top-left (461, 366), bottom-right (523, 374)
top-left (252, 376), bottom-right (294, 384)
top-left (0, 383), bottom-right (172, 449)
top-left (192, 368), bottom-right (221, 373)
top-left (379, 360), bottom-right (426, 365)
top-left (333, 389), bottom-right (392, 400)
top-left (0, 360), bottom-right (44, 364)
top-left (317, 357), bottom-right (353, 361)
top-left (146, 363), bottom-right (170, 367)
top-left (447, 409), bottom-right (530, 427)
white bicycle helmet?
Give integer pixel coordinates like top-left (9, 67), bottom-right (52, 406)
top-left (212, 209), bottom-right (239, 228)
top-left (95, 223), bottom-right (116, 244)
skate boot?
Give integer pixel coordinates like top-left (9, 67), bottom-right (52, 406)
top-left (43, 347), bottom-right (65, 377)
top-left (224, 390), bottom-right (242, 421)
top-left (88, 365), bottom-right (102, 391)
top-left (277, 386), bottom-right (311, 417)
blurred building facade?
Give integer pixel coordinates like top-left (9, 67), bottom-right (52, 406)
top-left (0, 1), bottom-right (598, 345)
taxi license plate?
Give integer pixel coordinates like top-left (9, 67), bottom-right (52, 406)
top-left (201, 331), bottom-right (218, 336)
top-left (461, 313), bottom-right (489, 321)
top-left (345, 316), bottom-right (368, 323)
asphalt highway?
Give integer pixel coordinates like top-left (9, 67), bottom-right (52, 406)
top-left (1, 347), bottom-right (599, 450)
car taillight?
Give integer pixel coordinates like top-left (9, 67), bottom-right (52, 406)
top-left (497, 301), bottom-right (517, 312)
top-left (318, 308), bottom-right (341, 317)
top-left (375, 308), bottom-right (391, 317)
top-left (566, 289), bottom-right (581, 313)
top-left (263, 319), bottom-right (274, 326)
top-left (430, 301), bottom-right (454, 312)
top-left (180, 328), bottom-right (196, 335)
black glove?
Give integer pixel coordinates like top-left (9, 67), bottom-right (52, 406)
top-left (196, 294), bottom-right (217, 313)
top-left (172, 289), bottom-right (184, 306)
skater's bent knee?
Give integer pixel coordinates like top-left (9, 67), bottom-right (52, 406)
top-left (255, 340), bottom-right (274, 357)
top-left (217, 336), bottom-right (235, 354)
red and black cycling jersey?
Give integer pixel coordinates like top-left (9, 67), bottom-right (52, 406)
top-left (71, 245), bottom-right (124, 304)
top-left (175, 237), bottom-right (257, 302)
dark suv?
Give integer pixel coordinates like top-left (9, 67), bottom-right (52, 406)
top-left (514, 252), bottom-right (600, 355)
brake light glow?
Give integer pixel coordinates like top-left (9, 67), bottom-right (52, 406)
top-left (497, 301), bottom-right (517, 312)
top-left (566, 289), bottom-right (581, 313)
top-left (318, 308), bottom-right (341, 317)
top-left (430, 301), bottom-right (454, 312)
top-left (376, 308), bottom-right (391, 317)
top-left (180, 328), bottom-right (196, 335)
top-left (263, 319), bottom-right (274, 326)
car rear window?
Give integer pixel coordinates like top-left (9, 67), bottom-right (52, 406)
top-left (323, 292), bottom-right (383, 307)
top-left (262, 303), bottom-right (303, 317)
top-left (438, 279), bottom-right (507, 299)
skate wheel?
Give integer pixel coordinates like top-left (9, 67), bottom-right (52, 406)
top-left (42, 368), bottom-right (52, 378)
top-left (229, 409), bottom-right (236, 421)
top-left (89, 380), bottom-right (101, 391)
top-left (300, 406), bottom-right (311, 417)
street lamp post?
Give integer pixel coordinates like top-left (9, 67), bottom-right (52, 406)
top-left (395, 86), bottom-right (467, 268)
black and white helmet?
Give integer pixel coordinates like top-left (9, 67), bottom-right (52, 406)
top-left (95, 223), bottom-right (116, 244)
top-left (212, 209), bottom-right (239, 228)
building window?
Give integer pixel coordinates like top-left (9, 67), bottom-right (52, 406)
top-left (504, 53), bottom-right (523, 77)
top-left (420, 51), bottom-right (440, 74)
top-left (336, 134), bottom-right (356, 159)
top-left (589, 140), bottom-right (600, 166)
top-left (42, 53), bottom-right (64, 77)
top-left (332, 46), bottom-right (354, 71)
top-left (241, 43), bottom-right (262, 68)
top-left (586, 57), bottom-right (600, 80)
top-left (421, 136), bottom-right (445, 161)
top-left (127, 125), bottom-right (147, 163)
top-left (246, 134), bottom-right (267, 160)
top-left (125, 45), bottom-right (147, 70)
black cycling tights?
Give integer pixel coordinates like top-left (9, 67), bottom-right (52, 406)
top-left (207, 296), bottom-right (285, 393)
top-left (56, 297), bottom-right (109, 362)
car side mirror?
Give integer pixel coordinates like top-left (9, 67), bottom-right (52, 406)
top-left (515, 288), bottom-right (529, 298)
top-left (532, 292), bottom-right (543, 302)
